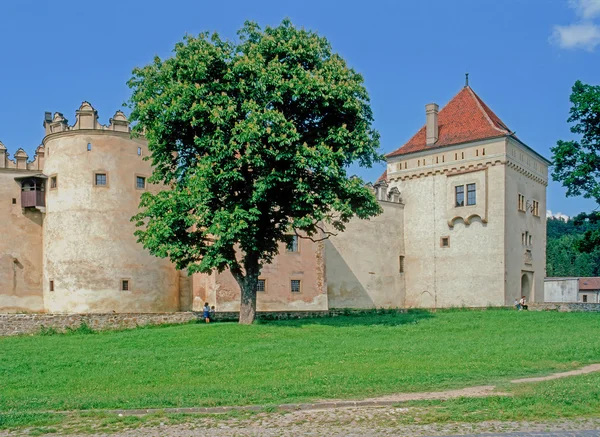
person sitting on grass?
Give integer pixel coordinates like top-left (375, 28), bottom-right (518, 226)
top-left (519, 296), bottom-right (528, 311)
top-left (203, 302), bottom-right (211, 323)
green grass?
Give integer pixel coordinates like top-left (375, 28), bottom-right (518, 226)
top-left (1, 309), bottom-right (599, 414)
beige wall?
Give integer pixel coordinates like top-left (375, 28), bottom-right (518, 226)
top-left (544, 278), bottom-right (579, 303)
top-left (387, 138), bottom-right (508, 307)
top-left (326, 201), bottom-right (405, 308)
top-left (42, 130), bottom-right (180, 313)
top-left (0, 170), bottom-right (44, 312)
top-left (504, 138), bottom-right (548, 303)
top-left (192, 238), bottom-right (328, 312)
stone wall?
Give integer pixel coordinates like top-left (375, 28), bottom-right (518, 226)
top-left (530, 302), bottom-right (600, 312)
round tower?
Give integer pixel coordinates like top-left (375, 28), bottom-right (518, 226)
top-left (42, 102), bottom-right (180, 313)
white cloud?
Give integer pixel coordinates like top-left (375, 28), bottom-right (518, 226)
top-left (570, 0), bottom-right (600, 19)
top-left (547, 210), bottom-right (570, 221)
top-left (551, 22), bottom-right (600, 50)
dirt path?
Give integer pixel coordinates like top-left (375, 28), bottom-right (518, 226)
top-left (510, 363), bottom-right (600, 384)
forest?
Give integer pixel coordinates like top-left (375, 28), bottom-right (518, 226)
top-left (546, 217), bottom-right (600, 277)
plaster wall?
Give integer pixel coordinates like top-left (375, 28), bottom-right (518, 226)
top-left (0, 170), bottom-right (44, 312)
top-left (325, 201), bottom-right (405, 308)
top-left (504, 138), bottom-right (548, 304)
top-left (192, 238), bottom-right (327, 312)
top-left (387, 138), bottom-right (507, 307)
top-left (544, 278), bottom-right (579, 302)
top-left (42, 131), bottom-right (180, 313)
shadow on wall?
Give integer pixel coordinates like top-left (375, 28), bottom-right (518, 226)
top-left (257, 309), bottom-right (434, 328)
top-left (324, 240), bottom-right (376, 309)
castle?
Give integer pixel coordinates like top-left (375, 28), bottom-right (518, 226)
top-left (0, 85), bottom-right (549, 314)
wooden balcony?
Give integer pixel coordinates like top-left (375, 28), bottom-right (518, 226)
top-left (21, 190), bottom-right (45, 208)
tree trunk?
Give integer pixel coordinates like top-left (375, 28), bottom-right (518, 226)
top-left (235, 254), bottom-right (260, 325)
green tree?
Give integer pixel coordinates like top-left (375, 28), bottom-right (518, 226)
top-left (127, 20), bottom-right (382, 324)
top-left (552, 80), bottom-right (600, 252)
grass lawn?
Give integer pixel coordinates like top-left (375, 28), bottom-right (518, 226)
top-left (1, 309), bottom-right (599, 414)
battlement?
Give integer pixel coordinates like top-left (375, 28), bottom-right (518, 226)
top-left (0, 141), bottom-right (45, 171)
top-left (44, 102), bottom-right (131, 136)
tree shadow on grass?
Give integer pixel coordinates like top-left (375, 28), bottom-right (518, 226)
top-left (256, 309), bottom-right (434, 328)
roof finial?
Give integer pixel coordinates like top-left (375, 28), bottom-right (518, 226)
top-left (465, 73), bottom-right (469, 88)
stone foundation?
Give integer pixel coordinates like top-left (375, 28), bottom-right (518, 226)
top-left (531, 302), bottom-right (600, 312)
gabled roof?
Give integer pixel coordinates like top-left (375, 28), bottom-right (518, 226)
top-left (387, 86), bottom-right (512, 158)
top-left (579, 277), bottom-right (600, 291)
top-left (376, 170), bottom-right (387, 183)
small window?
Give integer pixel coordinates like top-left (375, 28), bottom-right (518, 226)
top-left (533, 200), bottom-right (540, 217)
top-left (440, 236), bottom-right (450, 248)
top-left (461, 152), bottom-right (464, 159)
top-left (95, 173), bottom-right (107, 186)
top-left (436, 156), bottom-right (439, 164)
top-left (528, 235), bottom-right (532, 246)
top-left (12, 198), bottom-right (16, 204)
top-left (482, 148), bottom-right (485, 156)
top-left (50, 176), bottom-right (57, 189)
top-left (87, 143), bottom-right (92, 152)
top-left (399, 255), bottom-right (405, 273)
top-left (583, 295), bottom-right (588, 303)
top-left (256, 279), bottom-right (266, 292)
top-left (286, 235), bottom-right (299, 253)
top-left (290, 279), bottom-right (301, 293)
top-left (455, 185), bottom-right (465, 207)
top-left (467, 183), bottom-right (476, 206)
top-left (442, 155), bottom-right (445, 163)
top-left (522, 232), bottom-right (525, 245)
top-left (49, 280), bottom-right (54, 292)
top-left (136, 176), bottom-right (146, 189)
top-left (454, 153), bottom-right (458, 160)
top-left (137, 147), bottom-right (142, 156)
top-left (476, 149), bottom-right (479, 157)
top-left (121, 280), bottom-right (129, 291)
top-left (404, 162), bottom-right (407, 169)
top-left (518, 194), bottom-right (525, 212)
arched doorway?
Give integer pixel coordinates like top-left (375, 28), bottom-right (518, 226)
top-left (521, 274), bottom-right (531, 301)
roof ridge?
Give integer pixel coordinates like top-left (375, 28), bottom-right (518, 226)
top-left (466, 87), bottom-right (510, 134)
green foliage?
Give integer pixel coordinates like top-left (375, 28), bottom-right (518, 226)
top-left (2, 310), bottom-right (600, 412)
top-left (126, 19), bottom-right (382, 313)
top-left (552, 80), bottom-right (600, 251)
top-left (546, 217), bottom-right (600, 276)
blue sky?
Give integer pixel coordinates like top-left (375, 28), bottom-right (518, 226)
top-left (1, 0), bottom-right (598, 216)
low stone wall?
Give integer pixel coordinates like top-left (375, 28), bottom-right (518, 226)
top-left (531, 302), bottom-right (600, 312)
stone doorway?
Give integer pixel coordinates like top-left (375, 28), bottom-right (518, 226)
top-left (521, 272), bottom-right (532, 301)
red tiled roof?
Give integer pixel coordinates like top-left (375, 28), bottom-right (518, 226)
top-left (376, 170), bottom-right (387, 183)
top-left (387, 86), bottom-right (512, 158)
top-left (579, 277), bottom-right (600, 291)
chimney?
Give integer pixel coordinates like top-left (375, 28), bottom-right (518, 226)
top-left (426, 103), bottom-right (439, 146)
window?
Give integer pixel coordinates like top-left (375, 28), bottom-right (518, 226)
top-left (482, 148), bottom-right (485, 156)
top-left (455, 185), bottom-right (465, 207)
top-left (290, 279), bottom-right (301, 293)
top-left (532, 200), bottom-right (540, 217)
top-left (518, 194), bottom-right (525, 212)
top-left (521, 232), bottom-right (525, 245)
top-left (137, 147), bottom-right (142, 156)
top-left (399, 256), bottom-right (405, 273)
top-left (583, 295), bottom-right (588, 303)
top-left (467, 183), bottom-right (476, 206)
top-left (528, 235), bottom-right (532, 246)
top-left (256, 279), bottom-right (266, 292)
top-left (50, 176), bottom-right (57, 189)
top-left (476, 149), bottom-right (479, 157)
top-left (442, 155), bottom-right (445, 163)
top-left (461, 152), bottom-right (464, 159)
top-left (404, 162), bottom-right (407, 169)
top-left (440, 236), bottom-right (450, 248)
top-left (454, 153), bottom-right (458, 160)
top-left (286, 235), bottom-right (299, 253)
top-left (87, 143), bottom-right (92, 152)
top-left (121, 280), bottom-right (129, 291)
top-left (49, 280), bottom-right (54, 292)
top-left (136, 176), bottom-right (146, 189)
top-left (436, 156), bottom-right (439, 164)
top-left (12, 198), bottom-right (16, 204)
top-left (95, 173), bottom-right (107, 186)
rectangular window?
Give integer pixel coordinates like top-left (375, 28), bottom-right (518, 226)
top-left (518, 194), bottom-right (525, 212)
top-left (121, 280), bottom-right (129, 291)
top-left (533, 200), bottom-right (539, 217)
top-left (49, 280), bottom-right (54, 292)
top-left (529, 235), bottom-right (532, 246)
top-left (95, 173), bottom-right (107, 186)
top-left (256, 279), bottom-right (266, 292)
top-left (442, 155), bottom-right (445, 163)
top-left (455, 185), bottom-right (465, 207)
top-left (399, 255), bottom-right (405, 273)
top-left (136, 176), bottom-right (146, 189)
top-left (461, 152), bottom-right (464, 159)
top-left (440, 236), bottom-right (450, 248)
top-left (12, 198), bottom-right (16, 204)
top-left (50, 176), bottom-right (57, 189)
top-left (583, 295), bottom-right (588, 303)
top-left (286, 235), bottom-right (299, 253)
top-left (291, 279), bottom-right (301, 293)
top-left (404, 162), bottom-right (407, 169)
top-left (476, 149), bottom-right (479, 157)
top-left (467, 183), bottom-right (476, 206)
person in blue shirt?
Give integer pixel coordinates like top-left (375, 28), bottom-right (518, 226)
top-left (203, 302), bottom-right (211, 323)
